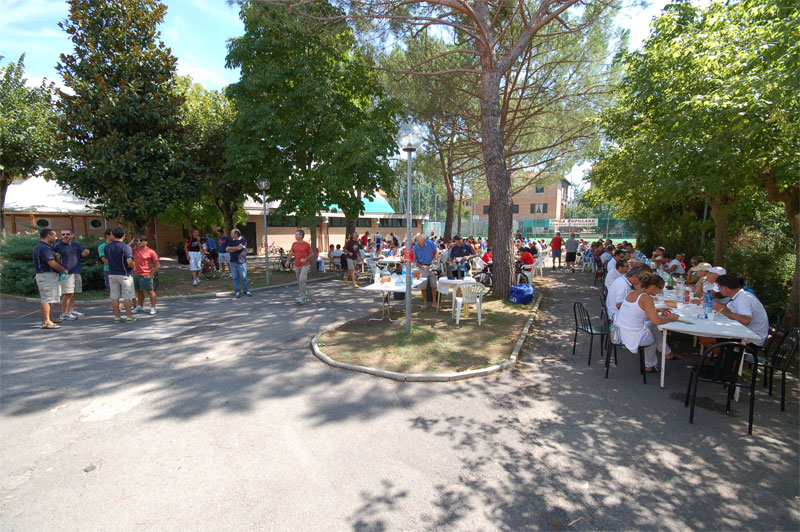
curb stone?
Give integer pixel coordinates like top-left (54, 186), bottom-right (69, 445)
top-left (310, 293), bottom-right (543, 382)
top-left (1, 275), bottom-right (336, 307)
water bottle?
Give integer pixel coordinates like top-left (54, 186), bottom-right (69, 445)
top-left (703, 290), bottom-right (713, 319)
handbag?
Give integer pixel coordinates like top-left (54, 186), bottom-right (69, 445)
top-left (609, 315), bottom-right (621, 345)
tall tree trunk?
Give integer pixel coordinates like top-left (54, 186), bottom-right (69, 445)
top-left (481, 66), bottom-right (514, 300)
top-left (762, 171), bottom-right (800, 329)
top-left (223, 208), bottom-right (235, 233)
top-left (444, 192), bottom-right (455, 243)
top-left (0, 169), bottom-right (9, 233)
top-left (457, 176), bottom-right (465, 235)
top-left (184, 202), bottom-right (193, 233)
top-left (309, 223), bottom-right (318, 265)
top-left (709, 200), bottom-right (729, 267)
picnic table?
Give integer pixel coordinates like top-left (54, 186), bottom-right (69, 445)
top-left (361, 278), bottom-right (427, 322)
top-left (654, 298), bottom-right (761, 390)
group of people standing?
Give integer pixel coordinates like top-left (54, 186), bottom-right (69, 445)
top-left (33, 226), bottom-right (161, 328)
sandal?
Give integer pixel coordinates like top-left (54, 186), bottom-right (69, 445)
top-left (41, 322), bottom-right (61, 329)
top-left (645, 366), bottom-right (659, 373)
top-left (666, 353), bottom-right (683, 360)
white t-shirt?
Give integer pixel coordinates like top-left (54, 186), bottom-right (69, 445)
top-left (607, 275), bottom-right (634, 320)
top-left (601, 252), bottom-right (612, 265)
top-left (331, 249), bottom-right (344, 258)
top-left (667, 259), bottom-right (685, 275)
top-left (605, 267), bottom-right (624, 289)
top-left (727, 290), bottom-right (769, 346)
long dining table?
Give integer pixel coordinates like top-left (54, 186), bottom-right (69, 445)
top-left (655, 299), bottom-right (761, 390)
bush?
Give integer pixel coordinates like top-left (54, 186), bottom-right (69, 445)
top-left (724, 247), bottom-right (793, 320)
top-left (0, 232), bottom-right (106, 296)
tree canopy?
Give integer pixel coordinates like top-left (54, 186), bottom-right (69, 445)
top-left (588, 0), bottom-right (799, 325)
top-left (52, 0), bottom-right (191, 232)
top-left (225, 1), bottom-right (398, 233)
top-left (0, 55), bottom-right (55, 231)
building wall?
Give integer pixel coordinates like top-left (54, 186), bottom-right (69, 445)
top-left (473, 180), bottom-right (569, 222)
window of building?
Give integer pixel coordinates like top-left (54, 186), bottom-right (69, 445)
top-left (482, 205), bottom-right (489, 215)
top-left (268, 214), bottom-right (298, 227)
top-left (379, 218), bottom-right (418, 228)
top-left (512, 204), bottom-right (519, 214)
top-left (89, 219), bottom-right (103, 228)
top-left (35, 218), bottom-right (51, 228)
top-left (535, 185), bottom-right (545, 193)
top-left (529, 203), bottom-right (548, 214)
top-left (357, 218), bottom-right (372, 228)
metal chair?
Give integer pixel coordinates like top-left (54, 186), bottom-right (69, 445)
top-left (756, 327), bottom-right (799, 412)
top-left (572, 302), bottom-right (607, 366)
top-left (685, 341), bottom-right (758, 435)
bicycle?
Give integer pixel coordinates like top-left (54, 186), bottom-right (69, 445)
top-left (474, 264), bottom-right (493, 290)
top-left (201, 254), bottom-right (216, 280)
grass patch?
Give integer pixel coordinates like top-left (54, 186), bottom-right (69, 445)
top-left (319, 291), bottom-right (535, 374)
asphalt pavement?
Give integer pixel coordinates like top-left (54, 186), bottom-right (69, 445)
top-left (1, 273), bottom-right (797, 531)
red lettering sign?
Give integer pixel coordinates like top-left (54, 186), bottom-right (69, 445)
top-left (404, 249), bottom-right (413, 263)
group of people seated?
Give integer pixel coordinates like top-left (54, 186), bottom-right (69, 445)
top-left (603, 243), bottom-right (770, 372)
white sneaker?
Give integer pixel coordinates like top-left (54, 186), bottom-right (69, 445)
top-left (296, 298), bottom-right (303, 304)
top-left (72, 311), bottom-right (86, 318)
top-left (60, 313), bottom-right (78, 321)
top-left (132, 305), bottom-right (143, 314)
top-left (149, 308), bottom-right (157, 315)
top-left (192, 278), bottom-right (198, 286)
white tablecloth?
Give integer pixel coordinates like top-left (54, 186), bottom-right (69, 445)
top-left (362, 278), bottom-right (426, 293)
top-left (656, 303), bottom-right (761, 388)
top-left (436, 276), bottom-right (476, 294)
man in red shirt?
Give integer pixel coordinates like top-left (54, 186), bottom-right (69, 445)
top-left (550, 231), bottom-right (565, 270)
top-left (285, 229), bottom-right (314, 304)
top-left (132, 234), bottom-right (160, 315)
top-left (481, 248), bottom-right (493, 264)
top-left (360, 231), bottom-right (370, 248)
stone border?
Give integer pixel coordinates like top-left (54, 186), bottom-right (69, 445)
top-left (310, 293), bottom-right (543, 382)
top-left (0, 275), bottom-right (336, 307)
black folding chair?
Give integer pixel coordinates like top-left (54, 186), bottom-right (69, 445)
top-left (572, 302), bottom-right (607, 366)
top-left (685, 341), bottom-right (758, 435)
top-left (756, 327), bottom-right (799, 412)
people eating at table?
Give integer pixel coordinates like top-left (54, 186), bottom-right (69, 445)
top-left (448, 235), bottom-right (478, 277)
top-left (685, 257), bottom-right (707, 285)
top-left (662, 251), bottom-right (685, 277)
top-left (710, 273), bottom-right (770, 352)
top-left (616, 271), bottom-right (681, 373)
top-left (606, 266), bottom-right (642, 320)
top-left (605, 258), bottom-right (629, 289)
top-left (692, 266), bottom-right (726, 301)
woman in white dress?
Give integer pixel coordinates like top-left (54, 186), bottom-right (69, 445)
top-left (616, 271), bottom-right (681, 372)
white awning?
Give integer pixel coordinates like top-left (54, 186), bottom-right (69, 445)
top-left (4, 175), bottom-right (96, 214)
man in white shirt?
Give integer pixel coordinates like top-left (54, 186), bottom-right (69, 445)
top-left (606, 249), bottom-right (624, 273)
top-left (607, 267), bottom-right (640, 320)
top-left (712, 273), bottom-right (769, 347)
top-left (605, 259), bottom-right (628, 290)
top-left (662, 251), bottom-right (686, 276)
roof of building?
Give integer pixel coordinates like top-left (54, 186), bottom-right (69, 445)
top-left (4, 175), bottom-right (96, 214)
top-left (243, 192), bottom-right (397, 216)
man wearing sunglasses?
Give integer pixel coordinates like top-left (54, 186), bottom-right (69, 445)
top-left (54, 229), bottom-right (90, 320)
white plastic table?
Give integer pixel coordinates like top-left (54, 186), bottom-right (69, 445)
top-left (656, 302), bottom-right (761, 389)
top-left (435, 277), bottom-right (476, 313)
top-left (361, 278), bottom-right (427, 321)
top-left (376, 257), bottom-right (402, 264)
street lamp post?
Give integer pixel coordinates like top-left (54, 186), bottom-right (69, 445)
top-left (258, 178), bottom-right (270, 287)
top-left (396, 124), bottom-right (424, 334)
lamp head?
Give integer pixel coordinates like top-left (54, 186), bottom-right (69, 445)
top-left (257, 178), bottom-right (270, 191)
top-left (396, 123), bottom-right (424, 152)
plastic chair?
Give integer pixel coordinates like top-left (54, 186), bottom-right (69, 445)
top-left (685, 341), bottom-right (758, 435)
top-left (756, 327), bottom-right (799, 412)
top-left (581, 253), bottom-right (595, 272)
top-left (572, 302), bottom-right (607, 366)
top-left (520, 264), bottom-right (533, 284)
top-left (453, 282), bottom-right (484, 325)
top-left (533, 255), bottom-right (546, 277)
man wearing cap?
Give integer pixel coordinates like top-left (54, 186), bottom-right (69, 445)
top-left (448, 235), bottom-right (478, 277)
top-left (692, 266), bottom-right (726, 301)
top-left (412, 234), bottom-right (439, 309)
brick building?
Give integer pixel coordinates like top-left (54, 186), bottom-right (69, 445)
top-left (473, 179), bottom-right (570, 222)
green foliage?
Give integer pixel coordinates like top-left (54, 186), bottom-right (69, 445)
top-left (0, 54), bottom-right (56, 229)
top-left (53, 0), bottom-right (192, 232)
top-left (725, 247), bottom-right (794, 320)
top-left (225, 1), bottom-right (398, 222)
top-left (0, 233), bottom-right (105, 295)
top-left (0, 54), bottom-right (54, 179)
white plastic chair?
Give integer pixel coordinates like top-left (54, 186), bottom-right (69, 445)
top-left (521, 263), bottom-right (534, 283)
top-left (581, 253), bottom-right (594, 272)
top-left (533, 256), bottom-right (546, 277)
top-left (453, 282), bottom-right (484, 325)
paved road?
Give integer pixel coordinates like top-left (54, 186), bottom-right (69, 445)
top-left (1, 275), bottom-right (798, 531)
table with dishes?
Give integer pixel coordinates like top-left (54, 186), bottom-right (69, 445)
top-left (653, 295), bottom-right (761, 389)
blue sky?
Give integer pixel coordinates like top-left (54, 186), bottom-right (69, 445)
top-left (1, 0), bottom-right (676, 92)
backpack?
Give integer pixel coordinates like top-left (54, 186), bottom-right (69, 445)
top-left (508, 284), bottom-right (534, 304)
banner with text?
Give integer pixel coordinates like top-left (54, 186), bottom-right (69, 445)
top-left (548, 218), bottom-right (598, 228)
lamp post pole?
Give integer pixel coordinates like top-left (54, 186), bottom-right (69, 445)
top-left (405, 148), bottom-right (414, 334)
top-left (258, 178), bottom-right (271, 287)
top-left (396, 123), bottom-right (423, 335)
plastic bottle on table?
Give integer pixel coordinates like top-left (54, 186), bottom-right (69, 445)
top-left (703, 290), bottom-right (713, 319)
